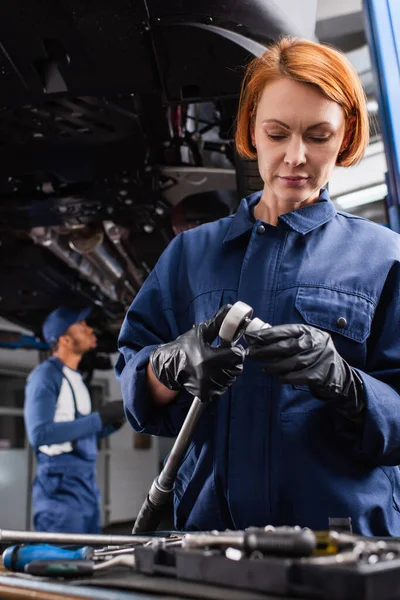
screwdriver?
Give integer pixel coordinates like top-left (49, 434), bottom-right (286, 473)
top-left (24, 553), bottom-right (135, 577)
top-left (2, 544), bottom-right (92, 572)
top-left (183, 527), bottom-right (316, 557)
top-left (25, 559), bottom-right (95, 578)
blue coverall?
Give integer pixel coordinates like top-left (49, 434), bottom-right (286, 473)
top-left (116, 189), bottom-right (400, 536)
top-left (25, 357), bottom-right (115, 533)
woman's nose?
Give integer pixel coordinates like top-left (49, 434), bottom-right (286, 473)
top-left (284, 137), bottom-right (306, 166)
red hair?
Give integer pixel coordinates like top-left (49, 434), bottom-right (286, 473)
top-left (235, 36), bottom-right (369, 167)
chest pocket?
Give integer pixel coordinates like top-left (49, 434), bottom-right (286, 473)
top-left (295, 287), bottom-right (374, 343)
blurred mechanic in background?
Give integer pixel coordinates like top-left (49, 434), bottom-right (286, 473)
top-left (24, 306), bottom-right (125, 533)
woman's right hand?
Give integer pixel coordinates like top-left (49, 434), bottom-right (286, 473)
top-left (149, 305), bottom-right (246, 402)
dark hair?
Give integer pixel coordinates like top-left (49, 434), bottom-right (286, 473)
top-left (51, 339), bottom-right (60, 354)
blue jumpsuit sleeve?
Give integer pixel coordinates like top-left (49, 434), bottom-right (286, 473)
top-left (24, 367), bottom-right (102, 448)
top-left (336, 262), bottom-right (400, 466)
top-left (115, 266), bottom-right (192, 438)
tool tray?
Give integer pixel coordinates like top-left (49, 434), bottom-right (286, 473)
top-left (135, 545), bottom-right (400, 600)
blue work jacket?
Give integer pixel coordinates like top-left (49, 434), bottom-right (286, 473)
top-left (116, 189), bottom-right (400, 536)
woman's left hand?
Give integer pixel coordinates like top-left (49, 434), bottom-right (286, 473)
top-left (245, 324), bottom-right (364, 415)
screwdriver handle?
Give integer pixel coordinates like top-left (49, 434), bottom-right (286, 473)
top-left (244, 529), bottom-right (316, 557)
top-left (24, 559), bottom-right (94, 577)
top-left (2, 544), bottom-right (92, 572)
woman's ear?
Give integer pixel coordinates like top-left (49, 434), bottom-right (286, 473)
top-left (251, 130), bottom-right (256, 148)
top-left (340, 116), bottom-right (356, 154)
top-left (249, 108), bottom-right (257, 150)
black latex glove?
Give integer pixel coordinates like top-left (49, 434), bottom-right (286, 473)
top-left (150, 305), bottom-right (246, 402)
top-left (245, 324), bottom-right (364, 422)
top-left (99, 400), bottom-right (125, 426)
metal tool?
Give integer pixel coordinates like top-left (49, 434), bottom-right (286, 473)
top-left (182, 527), bottom-right (317, 557)
top-left (2, 535), bottom-right (184, 577)
top-left (94, 553), bottom-right (135, 571)
top-left (3, 542), bottom-right (137, 578)
top-left (219, 309), bottom-right (271, 341)
top-left (133, 301), bottom-right (267, 533)
top-left (0, 528), bottom-right (159, 546)
top-left (93, 536), bottom-right (182, 559)
top-left (24, 553), bottom-right (135, 578)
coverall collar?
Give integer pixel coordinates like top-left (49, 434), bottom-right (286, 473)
top-left (224, 187), bottom-right (337, 242)
top-left (49, 355), bottom-right (79, 374)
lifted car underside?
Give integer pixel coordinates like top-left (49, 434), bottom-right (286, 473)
top-left (0, 0), bottom-right (316, 354)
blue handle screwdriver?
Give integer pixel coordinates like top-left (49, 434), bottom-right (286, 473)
top-left (3, 543), bottom-right (135, 578)
top-left (23, 553), bottom-right (135, 577)
top-left (2, 544), bottom-right (92, 572)
top-left (24, 559), bottom-right (95, 578)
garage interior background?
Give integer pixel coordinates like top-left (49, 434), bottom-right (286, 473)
top-left (0, 0), bottom-right (389, 531)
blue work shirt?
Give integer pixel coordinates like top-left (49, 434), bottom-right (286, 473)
top-left (116, 189), bottom-right (400, 536)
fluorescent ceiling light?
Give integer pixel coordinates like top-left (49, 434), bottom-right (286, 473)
top-left (366, 99), bottom-right (379, 113)
top-left (334, 183), bottom-right (387, 210)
